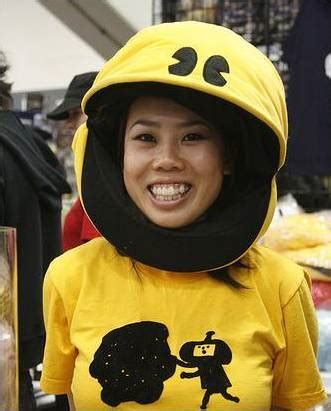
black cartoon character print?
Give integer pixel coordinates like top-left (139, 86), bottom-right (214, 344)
top-left (177, 331), bottom-right (240, 409)
top-left (89, 321), bottom-right (176, 407)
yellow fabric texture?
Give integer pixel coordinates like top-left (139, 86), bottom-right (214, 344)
top-left (40, 239), bottom-right (326, 410)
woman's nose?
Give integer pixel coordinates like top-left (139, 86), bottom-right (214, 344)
top-left (152, 142), bottom-right (185, 171)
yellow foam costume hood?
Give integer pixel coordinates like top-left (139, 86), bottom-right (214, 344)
top-left (73, 21), bottom-right (288, 272)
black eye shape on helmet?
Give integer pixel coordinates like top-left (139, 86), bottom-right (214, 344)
top-left (168, 47), bottom-right (230, 87)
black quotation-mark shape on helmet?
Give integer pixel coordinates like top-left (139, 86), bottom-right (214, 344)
top-left (168, 47), bottom-right (198, 76)
top-left (168, 47), bottom-right (230, 87)
top-left (203, 55), bottom-right (230, 86)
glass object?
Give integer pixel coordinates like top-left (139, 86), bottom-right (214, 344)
top-left (0, 227), bottom-right (17, 411)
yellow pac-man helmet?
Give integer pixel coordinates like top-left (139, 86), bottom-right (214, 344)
top-left (73, 21), bottom-right (287, 272)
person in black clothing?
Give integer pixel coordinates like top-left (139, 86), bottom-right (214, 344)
top-left (47, 71), bottom-right (98, 197)
top-left (0, 54), bottom-right (71, 410)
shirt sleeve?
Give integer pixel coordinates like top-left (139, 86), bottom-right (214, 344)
top-left (272, 272), bottom-right (327, 409)
top-left (40, 269), bottom-right (77, 394)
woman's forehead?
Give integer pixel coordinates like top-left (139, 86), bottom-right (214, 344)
top-left (126, 95), bottom-right (216, 127)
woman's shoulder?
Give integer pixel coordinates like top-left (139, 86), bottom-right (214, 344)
top-left (46, 238), bottom-right (124, 286)
top-left (249, 243), bottom-right (304, 272)
top-left (58, 236), bottom-right (116, 262)
top-left (246, 244), bottom-right (310, 307)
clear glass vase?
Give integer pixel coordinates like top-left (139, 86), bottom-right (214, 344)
top-left (0, 226), bottom-right (17, 411)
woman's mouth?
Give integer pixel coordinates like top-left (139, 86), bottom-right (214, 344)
top-left (148, 183), bottom-right (191, 201)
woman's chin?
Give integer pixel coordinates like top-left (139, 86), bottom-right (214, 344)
top-left (146, 209), bottom-right (197, 229)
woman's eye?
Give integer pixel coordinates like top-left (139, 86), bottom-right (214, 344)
top-left (134, 134), bottom-right (156, 142)
top-left (182, 133), bottom-right (206, 142)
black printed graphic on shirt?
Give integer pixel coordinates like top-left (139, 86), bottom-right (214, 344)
top-left (89, 321), bottom-right (177, 407)
top-left (90, 324), bottom-right (239, 408)
top-left (177, 331), bottom-right (240, 409)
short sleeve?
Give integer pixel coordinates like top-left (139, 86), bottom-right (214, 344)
top-left (272, 273), bottom-right (327, 408)
top-left (40, 270), bottom-right (77, 394)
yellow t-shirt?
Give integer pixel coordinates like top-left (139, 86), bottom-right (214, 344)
top-left (40, 238), bottom-right (326, 410)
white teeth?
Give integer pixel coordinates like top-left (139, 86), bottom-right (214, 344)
top-left (155, 194), bottom-right (182, 201)
top-left (150, 183), bottom-right (190, 200)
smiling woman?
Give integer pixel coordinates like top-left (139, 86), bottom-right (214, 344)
top-left (40, 21), bottom-right (327, 411)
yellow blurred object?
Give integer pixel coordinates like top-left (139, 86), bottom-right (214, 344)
top-left (283, 243), bottom-right (331, 270)
top-left (262, 214), bottom-right (331, 251)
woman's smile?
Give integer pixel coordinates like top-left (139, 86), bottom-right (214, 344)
top-left (148, 183), bottom-right (192, 202)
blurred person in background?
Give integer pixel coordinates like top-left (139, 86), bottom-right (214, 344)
top-left (47, 72), bottom-right (100, 251)
top-left (0, 52), bottom-right (70, 411)
top-left (47, 72), bottom-right (98, 198)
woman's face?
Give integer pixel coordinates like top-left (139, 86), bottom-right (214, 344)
top-left (123, 96), bottom-right (226, 228)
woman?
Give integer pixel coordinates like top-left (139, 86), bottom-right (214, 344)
top-left (40, 22), bottom-right (327, 410)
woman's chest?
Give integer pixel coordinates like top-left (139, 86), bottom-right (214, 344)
top-left (70, 278), bottom-right (280, 410)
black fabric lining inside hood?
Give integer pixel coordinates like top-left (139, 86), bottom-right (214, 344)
top-left (82, 132), bottom-right (272, 272)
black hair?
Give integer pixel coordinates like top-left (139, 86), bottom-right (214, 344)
top-left (87, 83), bottom-right (278, 288)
